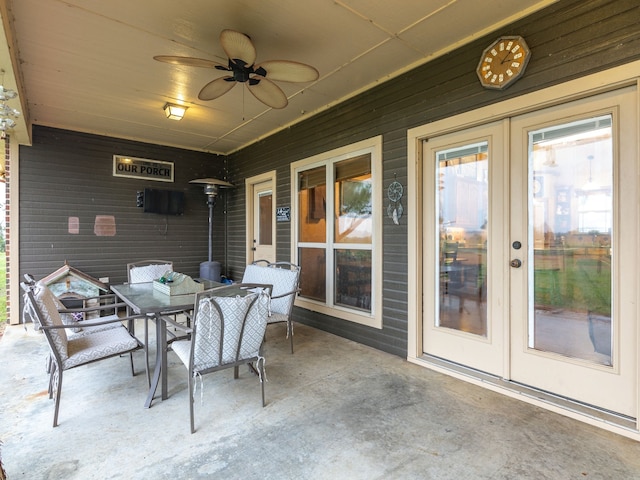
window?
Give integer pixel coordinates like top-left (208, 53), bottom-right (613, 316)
top-left (292, 136), bottom-right (382, 328)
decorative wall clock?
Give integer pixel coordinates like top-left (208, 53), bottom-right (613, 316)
top-left (476, 35), bottom-right (531, 90)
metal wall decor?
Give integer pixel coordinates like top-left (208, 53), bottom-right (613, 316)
top-left (0, 70), bottom-right (20, 137)
top-left (387, 174), bottom-right (403, 225)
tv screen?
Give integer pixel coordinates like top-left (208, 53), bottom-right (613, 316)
top-left (143, 188), bottom-right (184, 215)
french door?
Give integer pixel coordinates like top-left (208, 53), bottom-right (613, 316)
top-left (423, 87), bottom-right (637, 416)
top-left (422, 121), bottom-right (507, 376)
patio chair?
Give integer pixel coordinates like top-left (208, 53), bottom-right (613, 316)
top-left (21, 276), bottom-right (150, 386)
top-left (126, 260), bottom-right (187, 376)
top-left (168, 284), bottom-right (271, 433)
top-left (127, 259), bottom-right (174, 284)
top-left (22, 281), bottom-right (147, 427)
top-left (241, 260), bottom-right (301, 353)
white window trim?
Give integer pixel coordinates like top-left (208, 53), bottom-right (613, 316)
top-left (291, 136), bottom-right (383, 329)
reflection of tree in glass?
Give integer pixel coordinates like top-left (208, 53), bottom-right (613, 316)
top-left (341, 180), bottom-right (372, 216)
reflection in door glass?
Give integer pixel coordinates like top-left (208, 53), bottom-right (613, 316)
top-left (258, 192), bottom-right (272, 245)
top-left (436, 142), bottom-right (488, 336)
top-left (529, 115), bottom-right (612, 366)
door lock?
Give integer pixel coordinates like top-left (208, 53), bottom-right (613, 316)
top-left (510, 259), bottom-right (522, 268)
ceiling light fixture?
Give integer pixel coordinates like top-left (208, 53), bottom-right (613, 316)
top-left (163, 102), bottom-right (187, 120)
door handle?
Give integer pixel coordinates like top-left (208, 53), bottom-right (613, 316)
top-left (510, 259), bottom-right (522, 268)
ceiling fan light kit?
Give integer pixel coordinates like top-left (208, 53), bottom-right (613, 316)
top-left (163, 102), bottom-right (187, 120)
top-left (155, 29), bottom-right (319, 109)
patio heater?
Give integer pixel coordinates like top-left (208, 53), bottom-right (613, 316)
top-left (190, 178), bottom-right (234, 281)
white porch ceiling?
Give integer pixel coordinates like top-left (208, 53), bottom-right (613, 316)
top-left (0, 0), bottom-right (557, 155)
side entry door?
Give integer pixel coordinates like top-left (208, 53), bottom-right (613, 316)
top-left (247, 174), bottom-right (276, 264)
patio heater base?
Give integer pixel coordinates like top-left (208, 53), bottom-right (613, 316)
top-left (200, 261), bottom-right (221, 282)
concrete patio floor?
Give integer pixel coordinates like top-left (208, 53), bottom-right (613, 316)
top-left (1, 320), bottom-right (640, 479)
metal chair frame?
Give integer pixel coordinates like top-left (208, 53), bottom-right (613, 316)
top-left (242, 260), bottom-right (301, 353)
top-left (22, 281), bottom-right (148, 427)
top-left (168, 283), bottom-right (272, 433)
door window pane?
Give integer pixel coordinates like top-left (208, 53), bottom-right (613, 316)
top-left (436, 142), bottom-right (489, 336)
top-left (529, 115), bottom-right (612, 365)
top-left (258, 192), bottom-right (272, 245)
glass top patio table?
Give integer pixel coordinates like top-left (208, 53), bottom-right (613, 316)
top-left (111, 280), bottom-right (222, 315)
top-left (112, 280), bottom-right (226, 408)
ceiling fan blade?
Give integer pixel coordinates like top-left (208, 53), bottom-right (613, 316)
top-left (220, 29), bottom-right (256, 66)
top-left (247, 77), bottom-right (288, 109)
top-left (256, 60), bottom-right (319, 83)
top-left (153, 55), bottom-right (226, 69)
top-left (198, 77), bottom-right (236, 101)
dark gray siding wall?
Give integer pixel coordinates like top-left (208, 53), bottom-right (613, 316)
top-left (224, 0), bottom-right (640, 357)
top-left (19, 126), bottom-right (226, 285)
top-left (16, 0), bottom-right (640, 356)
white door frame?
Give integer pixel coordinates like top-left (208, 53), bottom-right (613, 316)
top-left (245, 170), bottom-right (276, 265)
top-left (407, 60), bottom-right (640, 440)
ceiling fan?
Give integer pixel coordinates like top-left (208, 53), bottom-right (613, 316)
top-left (154, 29), bottom-right (319, 109)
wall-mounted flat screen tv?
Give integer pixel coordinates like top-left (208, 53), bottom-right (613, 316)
top-left (143, 188), bottom-right (185, 215)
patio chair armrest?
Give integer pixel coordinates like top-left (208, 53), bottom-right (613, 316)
top-left (41, 314), bottom-right (137, 330)
top-left (235, 283), bottom-right (274, 296)
top-left (161, 315), bottom-right (193, 334)
top-left (270, 288), bottom-right (301, 301)
top-left (58, 302), bottom-right (127, 314)
top-left (161, 308), bottom-right (192, 316)
top-left (77, 293), bottom-right (118, 302)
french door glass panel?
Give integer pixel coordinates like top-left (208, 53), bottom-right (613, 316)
top-left (437, 142), bottom-right (488, 336)
top-left (528, 115), bottom-right (612, 365)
